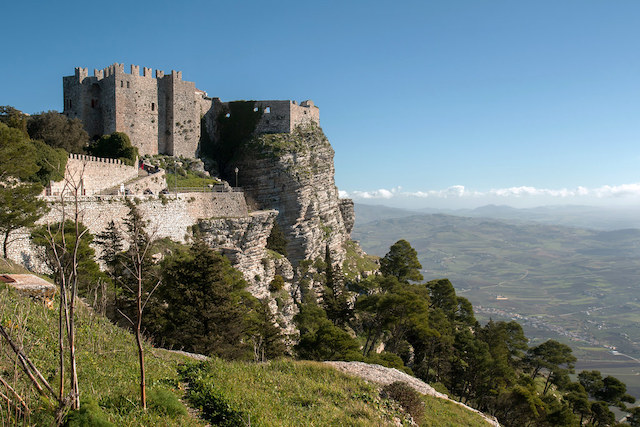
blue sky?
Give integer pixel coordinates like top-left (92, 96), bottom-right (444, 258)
top-left (3, 0), bottom-right (640, 209)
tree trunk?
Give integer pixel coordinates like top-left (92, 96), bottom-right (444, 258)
top-left (136, 271), bottom-right (146, 410)
top-left (3, 230), bottom-right (8, 258)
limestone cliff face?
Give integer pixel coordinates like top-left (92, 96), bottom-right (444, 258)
top-left (196, 210), bottom-right (298, 335)
top-left (235, 125), bottom-right (353, 268)
top-left (197, 210), bottom-right (278, 293)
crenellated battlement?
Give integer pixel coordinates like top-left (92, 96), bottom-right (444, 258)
top-left (71, 63), bottom-right (186, 82)
top-left (68, 153), bottom-right (127, 165)
top-left (63, 62), bottom-right (318, 159)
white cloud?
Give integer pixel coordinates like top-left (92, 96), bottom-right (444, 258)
top-left (342, 183), bottom-right (640, 202)
top-left (344, 186), bottom-right (402, 199)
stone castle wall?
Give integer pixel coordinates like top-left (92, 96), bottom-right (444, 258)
top-left (7, 192), bottom-right (250, 272)
top-left (212, 100), bottom-right (319, 134)
top-left (64, 63), bottom-right (320, 160)
top-left (47, 154), bottom-right (139, 196)
top-left (124, 169), bottom-right (167, 195)
top-left (63, 64), bottom-right (207, 158)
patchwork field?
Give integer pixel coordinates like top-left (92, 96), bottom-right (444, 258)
top-left (353, 212), bottom-right (640, 397)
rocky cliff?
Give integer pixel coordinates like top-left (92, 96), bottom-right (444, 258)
top-left (234, 124), bottom-right (354, 268)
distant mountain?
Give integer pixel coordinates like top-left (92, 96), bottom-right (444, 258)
top-left (353, 203), bottom-right (421, 225)
top-left (415, 204), bottom-right (640, 230)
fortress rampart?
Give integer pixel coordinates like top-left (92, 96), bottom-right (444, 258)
top-left (7, 192), bottom-right (251, 272)
top-left (46, 153), bottom-right (139, 196)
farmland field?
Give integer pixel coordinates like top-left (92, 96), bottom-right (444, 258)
top-left (353, 211), bottom-right (640, 397)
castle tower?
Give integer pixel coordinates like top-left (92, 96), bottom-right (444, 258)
top-left (63, 63), bottom-right (211, 158)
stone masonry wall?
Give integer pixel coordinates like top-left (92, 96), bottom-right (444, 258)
top-left (63, 64), bottom-right (202, 158)
top-left (124, 170), bottom-right (167, 195)
top-left (7, 192), bottom-right (250, 272)
top-left (47, 154), bottom-right (139, 196)
top-left (114, 64), bottom-right (159, 155)
top-left (253, 100), bottom-right (319, 133)
top-left (162, 72), bottom-right (201, 157)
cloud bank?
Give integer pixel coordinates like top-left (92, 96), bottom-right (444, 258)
top-left (339, 183), bottom-right (640, 208)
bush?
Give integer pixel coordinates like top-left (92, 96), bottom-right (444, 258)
top-left (269, 275), bottom-right (285, 292)
top-left (431, 382), bottom-right (450, 396)
top-left (381, 381), bottom-right (424, 422)
top-left (266, 222), bottom-right (288, 256)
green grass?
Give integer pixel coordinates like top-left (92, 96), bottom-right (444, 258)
top-left (180, 358), bottom-right (491, 426)
top-left (1, 279), bottom-right (492, 426)
top-left (0, 283), bottom-right (201, 426)
top-left (166, 170), bottom-right (220, 190)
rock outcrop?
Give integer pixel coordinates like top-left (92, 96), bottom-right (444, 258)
top-left (235, 125), bottom-right (354, 268)
top-left (325, 361), bottom-right (500, 427)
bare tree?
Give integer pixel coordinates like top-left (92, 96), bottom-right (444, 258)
top-left (33, 161), bottom-right (89, 413)
top-left (114, 199), bottom-right (161, 410)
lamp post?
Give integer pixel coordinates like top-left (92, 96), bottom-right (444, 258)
top-left (234, 167), bottom-right (239, 189)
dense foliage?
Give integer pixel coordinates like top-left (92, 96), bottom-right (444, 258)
top-left (27, 110), bottom-right (89, 153)
top-left (293, 239), bottom-right (638, 426)
top-left (87, 132), bottom-right (138, 165)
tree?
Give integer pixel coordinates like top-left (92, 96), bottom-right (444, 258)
top-left (526, 340), bottom-right (576, 395)
top-left (87, 132), bottom-right (138, 165)
top-left (322, 245), bottom-right (352, 327)
top-left (30, 139), bottom-right (67, 187)
top-left (27, 111), bottom-right (89, 154)
top-left (158, 240), bottom-right (252, 359)
top-left (578, 370), bottom-right (635, 409)
top-left (116, 199), bottom-right (161, 410)
top-left (0, 106), bottom-right (27, 135)
top-left (94, 221), bottom-right (123, 315)
top-left (246, 299), bottom-right (287, 362)
top-left (628, 406), bottom-right (640, 427)
top-left (295, 312), bottom-right (361, 361)
top-left (0, 122), bottom-right (38, 181)
top-left (0, 182), bottom-right (48, 258)
top-left (266, 221), bottom-right (287, 256)
top-left (379, 239), bottom-right (423, 283)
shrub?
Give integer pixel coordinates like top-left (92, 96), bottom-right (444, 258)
top-left (269, 275), bottom-right (285, 292)
top-left (266, 222), bottom-right (288, 256)
top-left (381, 381), bottom-right (424, 422)
top-left (431, 382), bottom-right (450, 396)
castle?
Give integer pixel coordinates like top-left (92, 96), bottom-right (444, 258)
top-left (63, 63), bottom-right (320, 158)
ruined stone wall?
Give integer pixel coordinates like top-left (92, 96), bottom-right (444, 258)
top-left (253, 100), bottom-right (291, 134)
top-left (46, 154), bottom-right (139, 196)
top-left (290, 100), bottom-right (319, 130)
top-left (214, 100), bottom-right (320, 136)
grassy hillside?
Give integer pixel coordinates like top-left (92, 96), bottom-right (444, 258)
top-left (353, 213), bottom-right (640, 397)
top-left (0, 278), bottom-right (490, 426)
